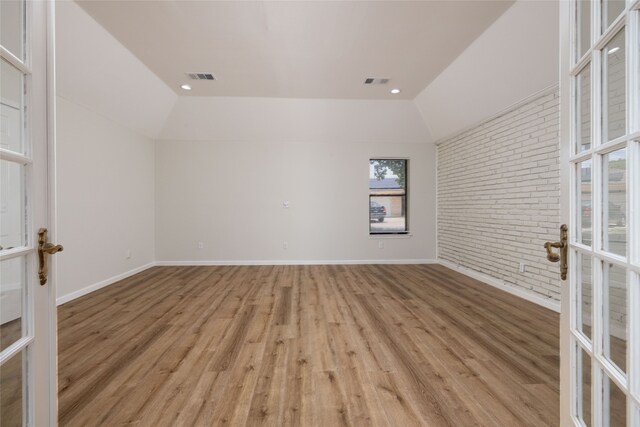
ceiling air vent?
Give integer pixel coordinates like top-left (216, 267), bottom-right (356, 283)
top-left (187, 72), bottom-right (216, 80)
top-left (364, 78), bottom-right (390, 85)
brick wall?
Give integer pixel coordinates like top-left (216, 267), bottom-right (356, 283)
top-left (437, 88), bottom-right (561, 303)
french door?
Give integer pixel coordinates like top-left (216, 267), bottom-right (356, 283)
top-left (0, 1), bottom-right (57, 426)
top-left (561, 0), bottom-right (640, 425)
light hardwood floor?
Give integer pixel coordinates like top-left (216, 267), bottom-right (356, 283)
top-left (57, 264), bottom-right (560, 426)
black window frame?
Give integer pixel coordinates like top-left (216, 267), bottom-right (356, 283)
top-left (369, 158), bottom-right (409, 235)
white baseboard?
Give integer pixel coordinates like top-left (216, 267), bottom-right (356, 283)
top-left (438, 259), bottom-right (561, 313)
top-left (56, 262), bottom-right (157, 306)
top-left (156, 259), bottom-right (438, 266)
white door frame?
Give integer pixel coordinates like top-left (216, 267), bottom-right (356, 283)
top-left (0, 0), bottom-right (57, 425)
top-left (45, 0), bottom-right (58, 424)
top-left (559, 2), bottom-right (572, 424)
top-left (34, 0), bottom-right (58, 423)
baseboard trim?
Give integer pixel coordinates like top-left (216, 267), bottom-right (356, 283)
top-left (56, 262), bottom-right (157, 306)
top-left (156, 259), bottom-right (438, 266)
top-left (438, 259), bottom-right (561, 313)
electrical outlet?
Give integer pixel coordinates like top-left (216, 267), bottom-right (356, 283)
top-left (197, 241), bottom-right (204, 249)
top-left (519, 262), bottom-right (526, 273)
top-left (125, 249), bottom-right (131, 259)
top-left (283, 241), bottom-right (288, 249)
top-left (283, 201), bottom-right (290, 208)
top-left (378, 241), bottom-right (384, 249)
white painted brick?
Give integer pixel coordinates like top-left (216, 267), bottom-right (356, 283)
top-left (438, 88), bottom-right (561, 303)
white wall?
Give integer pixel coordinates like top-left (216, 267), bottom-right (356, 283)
top-left (55, 1), bottom-right (177, 139)
top-left (55, 97), bottom-right (156, 303)
top-left (54, 1), bottom-right (172, 303)
top-left (160, 96), bottom-right (431, 144)
top-left (156, 97), bottom-right (436, 263)
top-left (414, 0), bottom-right (559, 141)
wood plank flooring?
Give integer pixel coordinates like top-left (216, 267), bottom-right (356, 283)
top-left (57, 264), bottom-right (560, 426)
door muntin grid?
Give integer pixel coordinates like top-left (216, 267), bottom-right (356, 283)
top-left (0, 0), bottom-right (35, 425)
top-left (569, 1), bottom-right (639, 426)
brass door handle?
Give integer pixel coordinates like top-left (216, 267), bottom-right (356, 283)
top-left (38, 228), bottom-right (63, 286)
top-left (544, 241), bottom-right (562, 262)
top-left (544, 224), bottom-right (568, 280)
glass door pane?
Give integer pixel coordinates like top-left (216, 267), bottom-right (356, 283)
top-left (602, 29), bottom-right (626, 142)
top-left (0, 256), bottom-right (26, 351)
top-left (579, 253), bottom-right (593, 340)
top-left (602, 149), bottom-right (627, 257)
top-left (0, 0), bottom-right (24, 61)
top-left (0, 350), bottom-right (24, 427)
top-left (579, 160), bottom-right (593, 245)
top-left (603, 263), bottom-right (627, 374)
top-left (604, 375), bottom-right (627, 426)
top-left (0, 160), bottom-right (27, 250)
top-left (578, 346), bottom-right (593, 426)
top-left (577, 64), bottom-right (592, 153)
top-left (577, 1), bottom-right (591, 60)
top-left (601, 0), bottom-right (625, 30)
top-left (0, 58), bottom-right (26, 155)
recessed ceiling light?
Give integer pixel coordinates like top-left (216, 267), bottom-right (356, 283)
top-left (180, 84), bottom-right (192, 91)
top-left (390, 88), bottom-right (401, 94)
top-left (608, 47), bottom-right (620, 54)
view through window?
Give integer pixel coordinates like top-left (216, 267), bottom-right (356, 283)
top-left (369, 159), bottom-right (408, 234)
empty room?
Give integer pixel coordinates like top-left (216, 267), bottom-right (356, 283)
top-left (1, 0), bottom-right (639, 425)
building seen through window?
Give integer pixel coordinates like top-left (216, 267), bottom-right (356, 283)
top-left (369, 159), bottom-right (408, 234)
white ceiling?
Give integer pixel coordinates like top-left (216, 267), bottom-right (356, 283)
top-left (77, 0), bottom-right (513, 100)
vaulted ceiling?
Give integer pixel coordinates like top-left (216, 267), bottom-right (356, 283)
top-left (77, 0), bottom-right (513, 99)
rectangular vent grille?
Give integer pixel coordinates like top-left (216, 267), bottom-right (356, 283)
top-left (188, 73), bottom-right (216, 80)
top-left (364, 78), bottom-right (389, 85)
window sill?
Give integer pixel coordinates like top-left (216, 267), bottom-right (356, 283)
top-left (369, 233), bottom-right (412, 239)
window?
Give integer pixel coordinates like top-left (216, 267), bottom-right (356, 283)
top-left (369, 159), bottom-right (408, 234)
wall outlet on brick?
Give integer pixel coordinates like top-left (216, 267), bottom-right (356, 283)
top-left (519, 262), bottom-right (526, 273)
